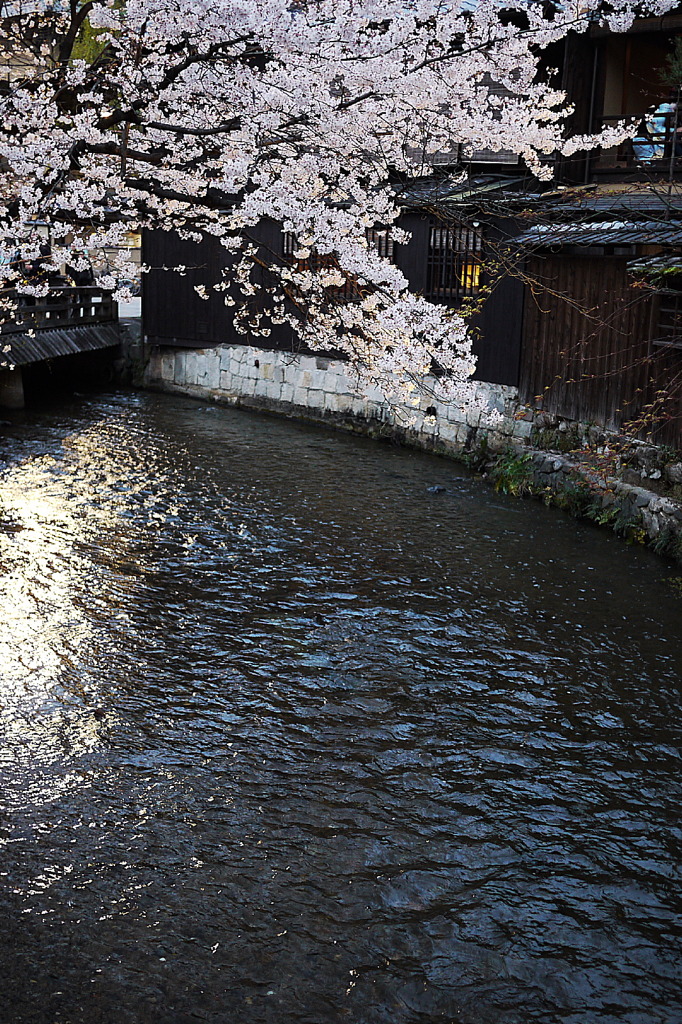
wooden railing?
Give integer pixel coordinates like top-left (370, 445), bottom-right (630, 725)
top-left (0, 286), bottom-right (117, 334)
top-left (593, 112), bottom-right (682, 173)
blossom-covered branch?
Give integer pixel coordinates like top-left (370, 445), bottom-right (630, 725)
top-left (0, 0), bottom-right (675, 403)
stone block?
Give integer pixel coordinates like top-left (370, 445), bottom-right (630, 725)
top-left (280, 383), bottom-right (295, 404)
top-left (148, 350), bottom-right (162, 378)
top-left (486, 431), bottom-right (508, 453)
top-left (629, 488), bottom-right (652, 508)
top-left (360, 384), bottom-right (384, 405)
top-left (641, 509), bottom-right (659, 537)
top-left (293, 386), bottom-right (309, 407)
top-left (486, 392), bottom-right (508, 418)
top-left (309, 369), bottom-right (331, 391)
top-left (205, 355), bottom-right (220, 389)
top-left (219, 370), bottom-right (233, 391)
top-left (161, 352), bottom-right (175, 381)
top-left (365, 401), bottom-right (384, 422)
top-left (261, 362), bottom-right (274, 381)
top-left (438, 421), bottom-right (458, 444)
top-left (666, 462), bottom-right (682, 485)
top-left (184, 352), bottom-right (196, 384)
top-left (329, 393), bottom-right (354, 414)
top-left (445, 403), bottom-right (466, 426)
top-left (306, 389), bottom-right (323, 409)
top-left (649, 495), bottom-right (679, 517)
top-left (173, 351), bottom-right (186, 383)
top-left (511, 419), bottom-right (533, 439)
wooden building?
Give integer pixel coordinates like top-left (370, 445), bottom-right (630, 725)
top-left (143, 12), bottom-right (682, 448)
top-left (519, 224), bottom-right (682, 446)
top-left (143, 176), bottom-right (531, 389)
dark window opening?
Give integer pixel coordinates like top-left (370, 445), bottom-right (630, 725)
top-left (654, 286), bottom-right (682, 349)
top-left (282, 231), bottom-right (296, 258)
top-left (426, 219), bottom-right (482, 304)
top-left (281, 228), bottom-right (395, 302)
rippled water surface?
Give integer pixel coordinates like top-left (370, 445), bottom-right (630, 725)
top-left (1, 391), bottom-right (681, 1024)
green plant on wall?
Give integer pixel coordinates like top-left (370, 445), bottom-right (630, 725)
top-left (489, 450), bottom-right (535, 497)
top-left (72, 19), bottom-right (108, 64)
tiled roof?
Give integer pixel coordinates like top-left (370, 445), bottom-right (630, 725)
top-left (396, 174), bottom-right (538, 208)
top-left (514, 220), bottom-right (682, 249)
top-left (543, 184), bottom-right (682, 215)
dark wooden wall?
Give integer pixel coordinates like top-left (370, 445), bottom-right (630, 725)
top-left (393, 211), bottom-right (430, 293)
top-left (474, 216), bottom-right (525, 387)
top-left (143, 230), bottom-right (224, 348)
top-left (555, 32), bottom-right (598, 184)
top-left (395, 212), bottom-right (525, 387)
top-left (520, 255), bottom-right (682, 446)
top-left (143, 213), bottom-right (526, 387)
top-left (143, 222), bottom-right (298, 351)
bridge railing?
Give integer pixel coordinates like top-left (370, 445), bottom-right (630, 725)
top-left (0, 286), bottom-right (117, 334)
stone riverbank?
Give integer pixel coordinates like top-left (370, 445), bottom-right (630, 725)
top-left (144, 342), bottom-right (682, 565)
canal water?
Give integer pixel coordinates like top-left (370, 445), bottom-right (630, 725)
top-left (1, 391), bottom-right (681, 1024)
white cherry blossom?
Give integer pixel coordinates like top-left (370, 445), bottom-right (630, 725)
top-left (0, 0), bottom-right (673, 402)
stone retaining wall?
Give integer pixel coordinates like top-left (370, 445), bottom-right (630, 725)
top-left (520, 451), bottom-right (682, 561)
top-left (144, 343), bottom-right (534, 451)
top-left (144, 342), bottom-right (682, 565)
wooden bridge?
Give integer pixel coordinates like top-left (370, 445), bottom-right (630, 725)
top-left (0, 286), bottom-right (121, 407)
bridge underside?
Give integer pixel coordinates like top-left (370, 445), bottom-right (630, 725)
top-left (3, 322), bottom-right (122, 367)
top-left (1, 323), bottom-right (122, 408)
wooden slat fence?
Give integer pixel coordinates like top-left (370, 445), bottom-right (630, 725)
top-left (520, 255), bottom-right (682, 447)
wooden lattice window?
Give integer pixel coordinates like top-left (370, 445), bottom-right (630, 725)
top-left (654, 288), bottom-right (682, 349)
top-left (365, 228), bottom-right (395, 261)
top-left (282, 231), bottom-right (296, 258)
top-left (281, 228), bottom-right (395, 301)
top-left (426, 219), bottom-right (482, 303)
top-left (283, 229), bottom-right (394, 261)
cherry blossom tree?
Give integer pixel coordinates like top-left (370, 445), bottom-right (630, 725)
top-left (0, 0), bottom-right (675, 404)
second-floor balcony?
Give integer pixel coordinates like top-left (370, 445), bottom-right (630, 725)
top-left (592, 111), bottom-right (682, 178)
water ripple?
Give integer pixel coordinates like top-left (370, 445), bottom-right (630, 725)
top-left (1, 391), bottom-right (681, 1024)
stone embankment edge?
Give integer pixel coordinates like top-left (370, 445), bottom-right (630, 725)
top-left (143, 343), bottom-right (682, 566)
